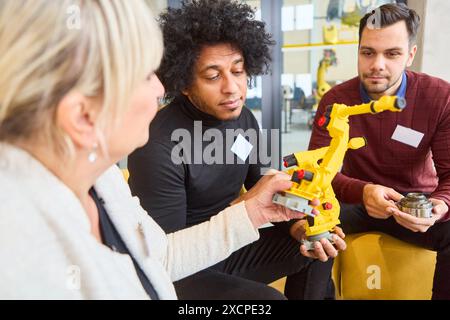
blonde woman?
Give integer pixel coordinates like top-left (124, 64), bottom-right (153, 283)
top-left (0, 0), bottom-right (345, 299)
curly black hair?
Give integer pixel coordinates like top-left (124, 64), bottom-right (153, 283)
top-left (157, 0), bottom-right (275, 98)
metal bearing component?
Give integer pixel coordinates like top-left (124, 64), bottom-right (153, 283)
top-left (397, 193), bottom-right (433, 219)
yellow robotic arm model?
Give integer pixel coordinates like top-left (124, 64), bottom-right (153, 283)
top-left (273, 96), bottom-right (406, 250)
top-left (313, 49), bottom-right (337, 112)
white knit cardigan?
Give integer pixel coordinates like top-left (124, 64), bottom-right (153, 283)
top-left (0, 144), bottom-right (259, 299)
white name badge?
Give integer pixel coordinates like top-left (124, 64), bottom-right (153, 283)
top-left (231, 134), bottom-right (254, 162)
top-left (391, 125), bottom-right (424, 148)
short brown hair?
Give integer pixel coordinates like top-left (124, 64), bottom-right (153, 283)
top-left (359, 3), bottom-right (421, 46)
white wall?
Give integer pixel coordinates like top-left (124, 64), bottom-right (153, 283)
top-left (409, 0), bottom-right (450, 82)
top-left (283, 0), bottom-right (359, 84)
top-left (146, 0), bottom-right (168, 15)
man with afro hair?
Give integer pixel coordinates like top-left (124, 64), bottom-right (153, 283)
top-left (128, 0), bottom-right (344, 300)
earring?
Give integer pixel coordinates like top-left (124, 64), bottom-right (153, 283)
top-left (88, 143), bottom-right (98, 163)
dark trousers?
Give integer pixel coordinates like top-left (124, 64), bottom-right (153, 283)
top-left (174, 226), bottom-right (334, 300)
top-left (339, 203), bottom-right (450, 300)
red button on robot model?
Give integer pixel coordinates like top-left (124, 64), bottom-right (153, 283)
top-left (318, 116), bottom-right (327, 127)
top-left (322, 202), bottom-right (333, 210)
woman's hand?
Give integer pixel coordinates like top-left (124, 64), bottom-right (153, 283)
top-left (242, 169), bottom-right (307, 228)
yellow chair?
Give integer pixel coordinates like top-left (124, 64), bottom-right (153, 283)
top-left (334, 232), bottom-right (436, 300)
top-left (270, 232), bottom-right (436, 300)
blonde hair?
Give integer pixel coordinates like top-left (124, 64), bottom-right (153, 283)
top-left (0, 0), bottom-right (163, 156)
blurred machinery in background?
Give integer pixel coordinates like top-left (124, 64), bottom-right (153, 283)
top-left (283, 85), bottom-right (294, 133)
top-left (314, 49), bottom-right (338, 109)
top-left (309, 49), bottom-right (338, 128)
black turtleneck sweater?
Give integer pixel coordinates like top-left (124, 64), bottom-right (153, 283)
top-left (128, 96), bottom-right (266, 233)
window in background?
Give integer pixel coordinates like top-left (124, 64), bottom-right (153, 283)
top-left (281, 0), bottom-right (398, 156)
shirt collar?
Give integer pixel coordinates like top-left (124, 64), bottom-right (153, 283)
top-left (360, 72), bottom-right (407, 103)
top-left (179, 95), bottom-right (229, 128)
